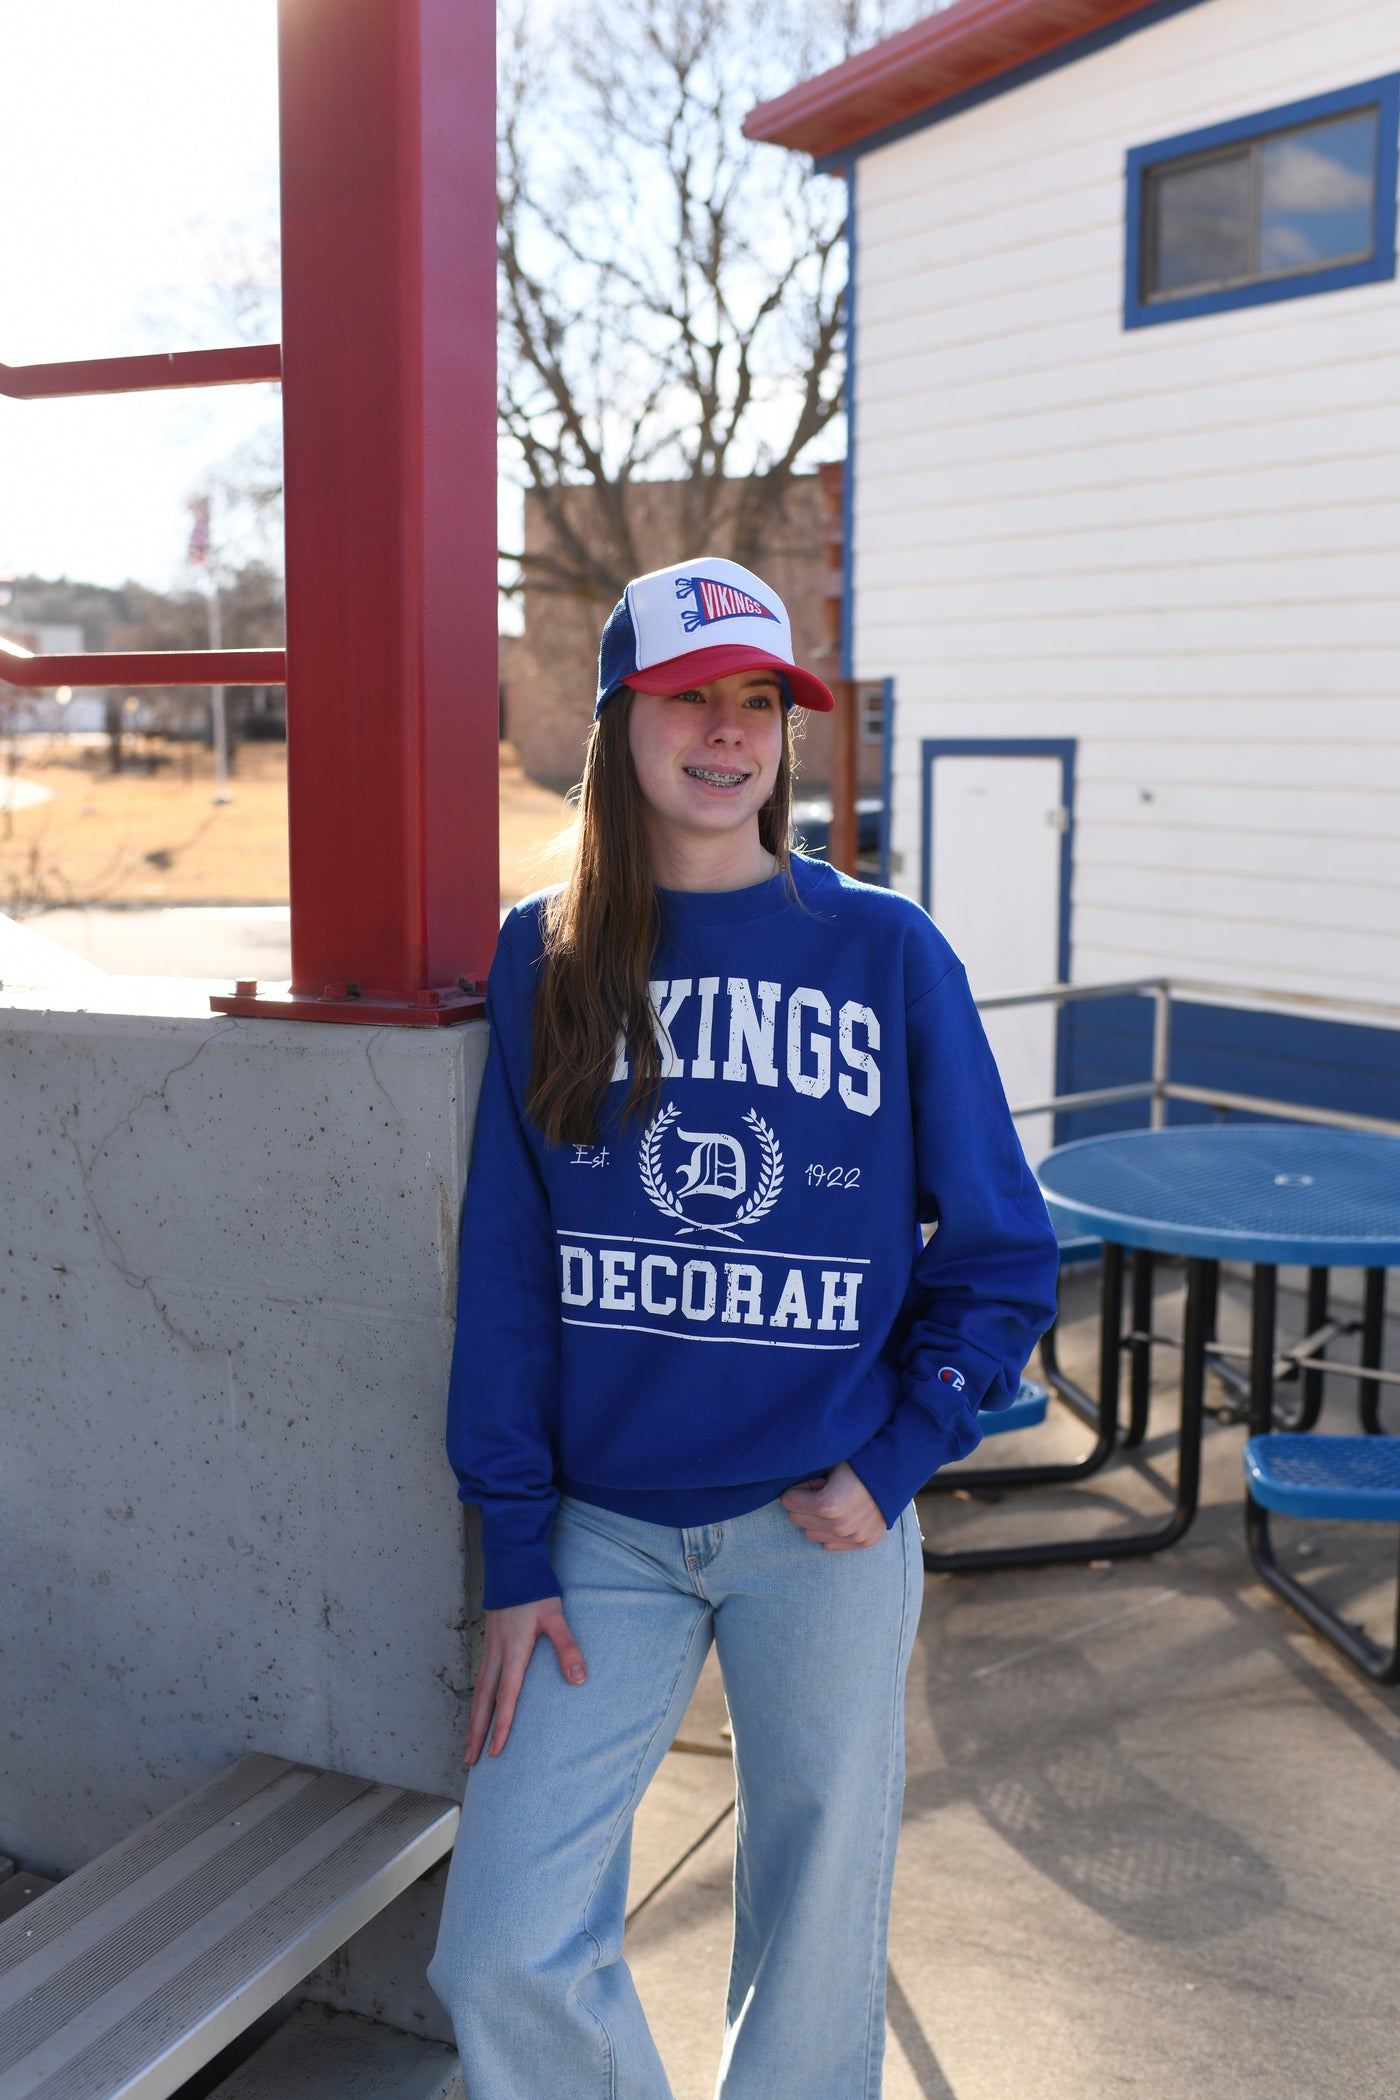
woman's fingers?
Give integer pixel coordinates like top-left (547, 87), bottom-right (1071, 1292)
top-left (463, 1598), bottom-right (587, 1766)
top-left (539, 1603), bottom-right (588, 1686)
top-left (486, 1652), bottom-right (527, 1759)
top-left (780, 1464), bottom-right (886, 1549)
top-left (464, 1643), bottom-right (502, 1766)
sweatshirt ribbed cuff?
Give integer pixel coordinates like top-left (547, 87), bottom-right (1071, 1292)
top-left (477, 1505), bottom-right (560, 1612)
top-left (846, 1400), bottom-right (985, 1529)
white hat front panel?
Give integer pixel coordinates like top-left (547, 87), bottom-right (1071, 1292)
top-left (625, 558), bottom-right (794, 672)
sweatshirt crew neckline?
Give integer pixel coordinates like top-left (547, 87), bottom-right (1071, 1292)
top-left (655, 851), bottom-right (833, 925)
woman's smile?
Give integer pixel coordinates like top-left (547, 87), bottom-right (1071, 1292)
top-left (682, 762), bottom-right (753, 789)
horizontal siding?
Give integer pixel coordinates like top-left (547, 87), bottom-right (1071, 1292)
top-left (864, 613), bottom-right (1400, 658)
top-left (878, 648), bottom-right (1399, 699)
top-left (857, 500), bottom-right (1400, 569)
top-left (859, 410), bottom-right (1399, 509)
top-left (1070, 909), bottom-right (1400, 992)
top-left (1073, 864), bottom-right (1400, 939)
top-left (859, 317), bottom-right (1399, 430)
top-left (1079, 823), bottom-right (1394, 886)
top-left (890, 696), bottom-right (1398, 740)
top-left (859, 252), bottom-right (1397, 364)
top-left (861, 551), bottom-right (1400, 618)
top-left (852, 0), bottom-right (1400, 1010)
top-left (1080, 739), bottom-right (1400, 791)
top-left (861, 365), bottom-right (1400, 465)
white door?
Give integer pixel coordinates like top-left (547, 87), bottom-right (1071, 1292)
top-left (928, 753), bottom-right (1066, 1164)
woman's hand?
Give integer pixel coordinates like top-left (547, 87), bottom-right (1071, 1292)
top-left (465, 1595), bottom-right (586, 1765)
top-left (780, 1461), bottom-right (886, 1550)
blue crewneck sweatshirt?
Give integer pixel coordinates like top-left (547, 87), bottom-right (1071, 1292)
top-left (447, 854), bottom-right (1059, 1609)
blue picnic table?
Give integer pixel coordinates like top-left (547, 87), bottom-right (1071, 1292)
top-left (1039, 1125), bottom-right (1400, 1676)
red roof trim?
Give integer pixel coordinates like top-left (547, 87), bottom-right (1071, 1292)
top-left (744, 0), bottom-right (1166, 160)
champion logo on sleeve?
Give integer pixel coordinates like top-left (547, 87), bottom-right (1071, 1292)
top-left (938, 1366), bottom-right (966, 1391)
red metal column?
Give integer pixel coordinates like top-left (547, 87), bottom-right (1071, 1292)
top-left (218, 0), bottom-right (497, 1023)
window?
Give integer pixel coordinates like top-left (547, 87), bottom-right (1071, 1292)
top-left (1124, 76), bottom-right (1398, 328)
top-left (857, 682), bottom-right (885, 747)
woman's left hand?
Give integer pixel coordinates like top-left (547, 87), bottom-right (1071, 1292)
top-left (780, 1461), bottom-right (886, 1549)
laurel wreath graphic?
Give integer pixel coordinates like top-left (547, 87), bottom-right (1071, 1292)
top-left (639, 1104), bottom-right (688, 1224)
top-left (640, 1104), bottom-right (783, 1241)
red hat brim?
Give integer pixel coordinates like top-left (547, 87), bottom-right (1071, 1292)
top-left (625, 644), bottom-right (835, 713)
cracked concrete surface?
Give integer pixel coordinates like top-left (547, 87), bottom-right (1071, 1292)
top-left (1, 984), bottom-right (489, 1878)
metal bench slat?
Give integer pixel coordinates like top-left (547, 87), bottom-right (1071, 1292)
top-left (0, 1759), bottom-right (294, 1978)
top-left (0, 1765), bottom-right (334, 2020)
top-left (0, 1758), bottom-right (459, 2100)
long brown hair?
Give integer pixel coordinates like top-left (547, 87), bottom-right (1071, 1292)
top-left (526, 687), bottom-right (796, 1146)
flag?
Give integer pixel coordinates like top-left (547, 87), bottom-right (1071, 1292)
top-left (187, 497), bottom-right (211, 567)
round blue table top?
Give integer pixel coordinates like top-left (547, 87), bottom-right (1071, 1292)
top-left (1037, 1125), bottom-right (1400, 1265)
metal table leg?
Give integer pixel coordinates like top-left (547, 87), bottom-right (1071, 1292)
top-left (923, 1242), bottom-right (1121, 1499)
top-left (1248, 1264), bottom-right (1277, 1439)
top-left (1202, 1262), bottom-right (1249, 1419)
top-left (1360, 1268), bottom-right (1388, 1434)
top-left (922, 1251), bottom-right (1211, 1574)
top-left (1037, 1240), bottom-right (1123, 1437)
top-left (1294, 1267), bottom-right (1329, 1431)
top-left (1123, 1248), bottom-right (1155, 1449)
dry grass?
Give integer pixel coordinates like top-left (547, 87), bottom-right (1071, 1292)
top-left (0, 737), bottom-right (572, 913)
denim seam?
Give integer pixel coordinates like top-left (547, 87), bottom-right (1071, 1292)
top-left (861, 1504), bottom-right (917, 2100)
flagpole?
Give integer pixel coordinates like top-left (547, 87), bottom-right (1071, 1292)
top-left (206, 579), bottom-right (231, 804)
top-left (187, 494), bottom-right (231, 803)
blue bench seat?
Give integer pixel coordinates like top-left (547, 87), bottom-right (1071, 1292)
top-left (1244, 1433), bottom-right (1400, 1523)
top-left (1244, 1433), bottom-right (1400, 1685)
top-left (978, 1379), bottom-right (1049, 1438)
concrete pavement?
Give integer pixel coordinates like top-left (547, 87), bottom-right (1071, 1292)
top-left (20, 904), bottom-right (293, 980)
top-left (621, 1261), bottom-right (1400, 2098)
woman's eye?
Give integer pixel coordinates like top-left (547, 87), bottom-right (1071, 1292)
top-left (674, 689), bottom-right (704, 703)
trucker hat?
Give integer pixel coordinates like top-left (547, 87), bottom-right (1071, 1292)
top-left (595, 556), bottom-right (835, 717)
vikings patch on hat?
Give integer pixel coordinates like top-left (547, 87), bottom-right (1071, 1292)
top-left (595, 557), bottom-right (836, 716)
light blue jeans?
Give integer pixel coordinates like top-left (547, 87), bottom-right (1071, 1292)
top-left (428, 1491), bottom-right (925, 2099)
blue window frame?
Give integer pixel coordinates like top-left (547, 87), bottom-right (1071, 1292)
top-left (1124, 74), bottom-right (1399, 328)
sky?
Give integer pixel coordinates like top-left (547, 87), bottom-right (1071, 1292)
top-left (0, 0), bottom-right (851, 603)
top-left (1, 0), bottom-right (283, 591)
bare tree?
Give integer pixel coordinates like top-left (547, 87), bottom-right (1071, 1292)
top-left (191, 1), bottom-right (931, 611)
top-left (186, 215), bottom-right (286, 570)
top-left (498, 0), bottom-right (919, 607)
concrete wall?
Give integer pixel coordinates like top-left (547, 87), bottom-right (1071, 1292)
top-left (0, 966), bottom-right (486, 1879)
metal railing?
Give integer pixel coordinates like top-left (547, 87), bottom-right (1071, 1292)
top-left (977, 975), bottom-right (1400, 1139)
top-left (0, 344), bottom-right (287, 696)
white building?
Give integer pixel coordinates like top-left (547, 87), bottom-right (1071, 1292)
top-left (750, 0), bottom-right (1400, 1140)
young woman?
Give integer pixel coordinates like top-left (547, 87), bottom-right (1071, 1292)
top-left (428, 556), bottom-right (1058, 2098)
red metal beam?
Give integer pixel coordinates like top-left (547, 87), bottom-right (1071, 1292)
top-left (210, 0), bottom-right (498, 1024)
top-left (744, 0), bottom-right (1159, 159)
top-left (4, 0), bottom-right (497, 1025)
top-left (0, 648), bottom-right (285, 687)
top-left (0, 345), bottom-right (282, 400)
